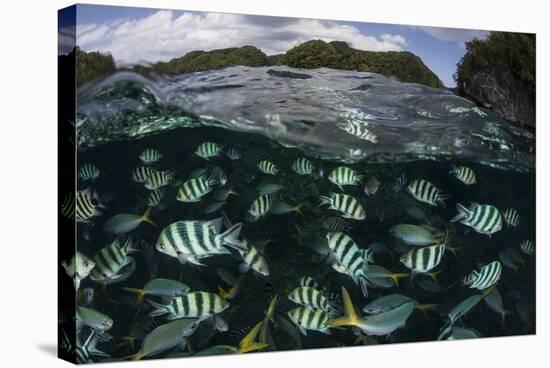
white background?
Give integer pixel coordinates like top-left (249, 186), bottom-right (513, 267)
top-left (0, 0), bottom-right (546, 366)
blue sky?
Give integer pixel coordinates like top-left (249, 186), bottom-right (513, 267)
top-left (71, 4), bottom-right (491, 87)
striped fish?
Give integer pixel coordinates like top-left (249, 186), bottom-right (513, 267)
top-left (392, 172), bottom-right (407, 192)
top-left (90, 237), bottom-right (136, 284)
top-left (144, 170), bottom-right (175, 190)
top-left (140, 149), bottom-right (162, 164)
top-left (451, 203), bottom-right (503, 236)
top-left (61, 251), bottom-right (96, 290)
top-left (288, 306), bottom-right (331, 335)
top-left (248, 194), bottom-right (273, 222)
top-left (238, 242), bottom-right (269, 276)
top-left (360, 248), bottom-right (375, 264)
top-left (210, 167), bottom-right (227, 186)
top-left (155, 218), bottom-right (245, 266)
top-left (61, 330), bottom-right (109, 364)
top-left (328, 166), bottom-right (363, 191)
top-left (288, 286), bottom-right (335, 313)
top-left (292, 158), bottom-right (314, 175)
top-left (60, 192), bottom-right (75, 218)
top-left (299, 276), bottom-right (319, 289)
top-left (176, 175), bottom-right (218, 203)
top-left (503, 208), bottom-right (520, 228)
top-left (449, 165), bottom-right (476, 185)
top-left (400, 243), bottom-right (446, 274)
top-left (148, 291), bottom-right (229, 319)
top-left (325, 232), bottom-right (370, 297)
top-left (225, 147), bottom-right (241, 160)
top-left (407, 179), bottom-right (448, 207)
top-left (319, 193), bottom-right (366, 220)
top-left (520, 240), bottom-right (534, 256)
top-left (341, 120), bottom-right (378, 143)
top-left (462, 261), bottom-right (502, 290)
top-left (322, 216), bottom-right (350, 232)
top-left (76, 189), bottom-right (102, 223)
top-left (146, 189), bottom-right (165, 207)
top-left (195, 142), bottom-right (221, 160)
top-left (79, 164), bottom-right (100, 181)
top-left (132, 166), bottom-right (156, 183)
top-left (258, 160), bottom-right (278, 175)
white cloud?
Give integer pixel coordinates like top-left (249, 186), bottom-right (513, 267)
top-left (419, 26), bottom-right (489, 45)
top-left (381, 33), bottom-right (407, 46)
top-left (76, 10), bottom-right (407, 66)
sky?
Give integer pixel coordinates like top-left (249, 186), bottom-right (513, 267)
top-left (67, 4), bottom-right (492, 87)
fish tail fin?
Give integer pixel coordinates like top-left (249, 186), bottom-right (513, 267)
top-left (327, 287), bottom-right (359, 328)
top-left (292, 203), bottom-right (305, 217)
top-left (221, 223), bottom-right (246, 252)
top-left (141, 207), bottom-right (157, 227)
top-left (126, 352), bottom-right (144, 361)
top-left (415, 303), bottom-right (439, 321)
top-left (227, 187), bottom-right (239, 196)
top-left (145, 299), bottom-right (168, 317)
top-left (218, 286), bottom-right (231, 300)
top-left (500, 310), bottom-right (511, 328)
top-left (318, 196), bottom-right (331, 207)
top-left (122, 287), bottom-right (145, 304)
top-left (238, 321), bottom-right (267, 353)
top-left (427, 270), bottom-right (442, 282)
top-left (450, 203), bottom-right (469, 222)
top-left (391, 272), bottom-right (410, 287)
top-left (447, 246), bottom-right (461, 258)
top-left (294, 224), bottom-right (304, 239)
top-left (115, 336), bottom-right (136, 349)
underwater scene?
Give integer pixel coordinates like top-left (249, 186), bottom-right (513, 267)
top-left (58, 4), bottom-right (536, 364)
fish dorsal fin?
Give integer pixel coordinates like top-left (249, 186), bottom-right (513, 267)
top-left (207, 217), bottom-right (224, 233)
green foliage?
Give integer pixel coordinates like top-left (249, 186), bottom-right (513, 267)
top-left (74, 40), bottom-right (444, 88)
top-left (278, 40), bottom-right (443, 88)
top-left (152, 46), bottom-right (270, 75)
top-left (75, 47), bottom-right (116, 86)
top-left (455, 32), bottom-right (535, 99)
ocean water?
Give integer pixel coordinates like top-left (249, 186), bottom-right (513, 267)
top-left (60, 66), bottom-right (535, 363)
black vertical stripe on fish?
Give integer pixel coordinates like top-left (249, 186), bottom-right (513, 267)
top-left (195, 292), bottom-right (204, 316)
top-left (305, 308), bottom-right (315, 327)
top-left (182, 295), bottom-right (190, 316)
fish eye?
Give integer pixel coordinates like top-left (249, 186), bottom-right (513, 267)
top-left (83, 261), bottom-right (89, 267)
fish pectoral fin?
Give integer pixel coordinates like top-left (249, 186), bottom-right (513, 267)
top-left (177, 252), bottom-right (202, 266)
top-left (298, 326), bottom-right (308, 336)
